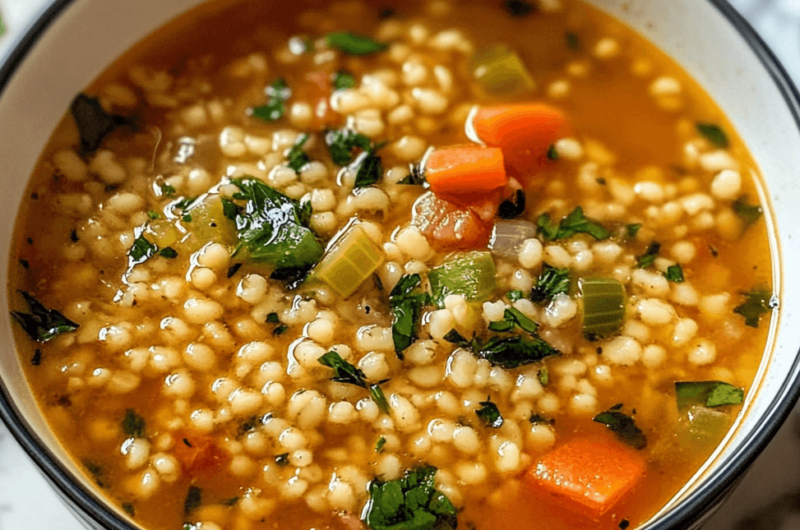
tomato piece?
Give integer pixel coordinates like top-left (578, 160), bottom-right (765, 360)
top-left (412, 191), bottom-right (498, 250)
top-left (173, 430), bottom-right (228, 479)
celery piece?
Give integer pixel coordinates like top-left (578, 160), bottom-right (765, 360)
top-left (146, 219), bottom-right (181, 249)
top-left (315, 225), bottom-right (384, 297)
top-left (678, 405), bottom-right (732, 450)
top-left (471, 44), bottom-right (535, 96)
top-left (490, 220), bottom-right (537, 260)
top-left (181, 196), bottom-right (239, 252)
top-left (580, 277), bottom-right (625, 338)
top-left (428, 252), bottom-right (497, 308)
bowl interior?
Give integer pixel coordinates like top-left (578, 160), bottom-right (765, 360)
top-left (0, 1), bottom-right (799, 529)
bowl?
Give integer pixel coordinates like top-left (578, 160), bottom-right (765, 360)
top-left (1, 0), bottom-right (799, 529)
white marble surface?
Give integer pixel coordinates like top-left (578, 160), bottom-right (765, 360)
top-left (1, 0), bottom-right (800, 529)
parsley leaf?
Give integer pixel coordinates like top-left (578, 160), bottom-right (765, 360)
top-left (286, 134), bottom-right (310, 174)
top-left (506, 290), bottom-right (524, 302)
top-left (675, 381), bottom-right (745, 409)
top-left (664, 264), bottom-right (684, 282)
top-left (733, 196), bottom-right (763, 226)
top-left (636, 241), bottom-right (661, 269)
top-left (10, 291), bottom-right (79, 342)
top-left (160, 183), bottom-right (176, 197)
top-left (626, 223), bottom-right (641, 238)
top-left (353, 150), bottom-right (383, 188)
top-left (593, 407), bottom-right (647, 449)
top-left (333, 70), bottom-right (357, 90)
top-left (389, 274), bottom-right (429, 359)
top-left (326, 32), bottom-right (388, 55)
top-left (159, 247), bottom-right (178, 259)
top-left (128, 232), bottom-right (158, 267)
top-left (476, 335), bottom-right (559, 369)
top-left (318, 350), bottom-right (368, 388)
top-left (488, 307), bottom-right (539, 334)
top-left (70, 93), bottom-right (132, 155)
top-left (252, 78), bottom-right (291, 122)
top-left (529, 412), bottom-right (554, 425)
top-left (147, 210), bottom-right (160, 220)
top-left (498, 189), bottom-right (526, 220)
top-left (530, 264), bottom-right (570, 304)
top-left (184, 486), bottom-right (202, 514)
top-left (122, 409), bottom-right (146, 438)
top-left (275, 453), bottom-right (290, 466)
top-left (399, 164), bottom-right (427, 185)
top-left (273, 324), bottom-right (289, 336)
top-left (696, 122), bottom-right (730, 148)
top-left (370, 384), bottom-right (390, 414)
top-left (505, 0), bottom-right (535, 17)
top-left (547, 144), bottom-right (558, 160)
top-left (565, 32), bottom-right (580, 50)
top-left (376, 436), bottom-right (387, 452)
top-left (476, 398), bottom-right (504, 428)
top-left (733, 287), bottom-right (773, 328)
top-left (363, 466), bottom-right (458, 530)
top-left (537, 207), bottom-right (610, 241)
top-left (324, 128), bottom-right (373, 166)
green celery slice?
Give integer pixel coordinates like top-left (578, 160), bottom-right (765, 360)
top-left (677, 405), bottom-right (732, 450)
top-left (580, 277), bottom-right (625, 338)
top-left (428, 251), bottom-right (497, 308)
top-left (182, 196), bottom-right (239, 252)
top-left (471, 44), bottom-right (535, 96)
top-left (315, 224), bottom-right (384, 297)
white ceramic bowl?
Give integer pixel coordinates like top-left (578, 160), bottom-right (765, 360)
top-left (0, 1), bottom-right (798, 529)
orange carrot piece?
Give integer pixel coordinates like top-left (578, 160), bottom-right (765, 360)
top-left (525, 436), bottom-right (646, 519)
top-left (425, 145), bottom-right (508, 205)
top-left (471, 104), bottom-right (569, 182)
top-left (412, 191), bottom-right (498, 250)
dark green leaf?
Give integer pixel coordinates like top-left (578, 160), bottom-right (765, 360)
top-left (733, 287), bottom-right (773, 328)
top-left (530, 264), bottom-right (570, 304)
top-left (184, 486), bottom-right (202, 514)
top-left (128, 232), bottom-right (158, 267)
top-left (529, 412), bottom-right (554, 425)
top-left (593, 408), bottom-right (647, 449)
top-left (376, 436), bottom-right (387, 452)
top-left (389, 274), bottom-right (428, 358)
top-left (122, 503), bottom-right (135, 517)
top-left (122, 409), bottom-right (146, 438)
top-left (147, 210), bottom-right (160, 220)
top-left (626, 223), bottom-right (641, 238)
top-left (354, 151), bottom-right (383, 188)
top-left (31, 348), bottom-right (42, 366)
top-left (488, 320), bottom-right (514, 332)
top-left (636, 241), bottom-right (661, 269)
top-left (252, 78), bottom-right (291, 122)
top-left (477, 335), bottom-right (559, 369)
top-left (159, 247), bottom-right (178, 259)
top-left (70, 93), bottom-right (131, 155)
top-left (476, 398), bottom-right (504, 428)
top-left (505, 0), bottom-right (535, 17)
top-left (160, 183), bottom-right (176, 197)
top-left (443, 329), bottom-right (472, 349)
top-left (275, 453), bottom-right (290, 466)
top-left (498, 190), bottom-right (526, 220)
top-left (547, 144), bottom-right (558, 160)
top-left (733, 196), bottom-right (763, 226)
top-left (696, 123), bottom-right (730, 148)
top-left (565, 32), bottom-right (580, 50)
top-left (182, 213), bottom-right (192, 223)
top-left (273, 324), bottom-right (289, 336)
top-left (399, 164), bottom-right (427, 185)
top-left (287, 134), bottom-right (311, 174)
top-left (10, 291), bottom-right (79, 342)
top-left (222, 199), bottom-right (240, 221)
top-left (664, 264), bottom-right (684, 283)
top-left (324, 128), bottom-right (373, 166)
top-left (326, 32), bottom-right (388, 55)
top-left (503, 307), bottom-right (538, 334)
top-left (536, 214), bottom-right (559, 241)
top-left (506, 290), bottom-right (524, 302)
top-left (675, 381), bottom-right (745, 409)
top-left (371, 384), bottom-right (390, 414)
top-left (319, 350), bottom-right (368, 388)
top-left (227, 263), bottom-right (242, 278)
top-left (538, 207), bottom-right (609, 241)
top-left (333, 70), bottom-right (357, 90)
top-left (266, 312), bottom-right (280, 323)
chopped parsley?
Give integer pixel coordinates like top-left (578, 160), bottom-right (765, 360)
top-left (286, 134), bottom-right (311, 174)
top-left (498, 189), bottom-right (526, 219)
top-left (70, 93), bottom-right (131, 155)
top-left (530, 264), bottom-right (570, 304)
top-left (537, 207), bottom-right (610, 241)
top-left (326, 32), bottom-right (388, 55)
top-left (273, 324), bottom-right (289, 336)
top-left (399, 164), bottom-right (426, 185)
top-left (10, 291), bottom-right (79, 343)
top-left (664, 264), bottom-right (684, 282)
top-left (375, 436), bottom-right (387, 452)
top-left (363, 466), bottom-right (458, 530)
top-left (636, 241), bottom-right (661, 269)
top-left (733, 196), bottom-right (763, 226)
top-left (675, 381), bottom-right (745, 409)
top-left (593, 405), bottom-right (647, 450)
top-left (626, 223), bottom-right (641, 238)
top-left (476, 335), bottom-right (559, 369)
top-left (488, 307), bottom-right (539, 334)
top-left (318, 350), bottom-right (390, 413)
top-left (333, 70), bottom-right (357, 90)
top-left (252, 78), bottom-right (291, 122)
top-left (226, 263), bottom-right (242, 278)
top-left (160, 183), bottom-right (176, 197)
top-left (506, 290), bottom-right (524, 302)
top-left (565, 31), bottom-right (580, 50)
top-left (159, 247), bottom-right (178, 259)
top-left (275, 453), bottom-right (290, 466)
top-left (31, 348), bottom-right (42, 366)
top-left (324, 128), bottom-right (372, 165)
top-left (505, 0), bottom-right (535, 17)
top-left (122, 409), bottom-right (146, 438)
top-left (353, 149), bottom-right (384, 188)
top-left (546, 144), bottom-right (558, 160)
top-left (122, 503), bottom-right (135, 517)
top-left (529, 413), bottom-right (554, 425)
top-left (128, 232), bottom-right (158, 267)
top-left (184, 486), bottom-right (202, 514)
top-left (389, 274), bottom-right (430, 359)
top-left (537, 368), bottom-right (549, 386)
top-left (147, 210), bottom-right (160, 220)
top-left (696, 122), bottom-right (730, 148)
top-left (476, 398), bottom-right (504, 428)
top-left (733, 287), bottom-right (774, 328)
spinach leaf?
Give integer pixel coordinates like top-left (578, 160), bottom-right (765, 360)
top-left (498, 190), bottom-right (526, 220)
top-left (636, 241), bottom-right (661, 269)
top-left (696, 123), bottom-right (730, 149)
top-left (675, 381), bottom-right (745, 409)
top-left (593, 407), bottom-right (647, 449)
top-left (506, 290), bottom-right (524, 302)
top-left (530, 264), bottom-right (570, 304)
top-left (476, 398), bottom-right (504, 428)
top-left (488, 307), bottom-right (538, 334)
top-left (70, 93), bottom-right (131, 155)
top-left (476, 335), bottom-right (559, 369)
top-left (252, 78), bottom-right (291, 122)
top-left (184, 486), bottom-right (202, 514)
top-left (122, 409), bottom-right (146, 438)
top-left (318, 350), bottom-right (390, 413)
top-left (286, 134), bottom-right (310, 174)
top-left (733, 196), bottom-right (763, 226)
top-left (389, 274), bottom-right (429, 359)
top-left (11, 291), bottom-right (79, 343)
top-left (537, 207), bottom-right (610, 241)
top-left (363, 466), bottom-right (458, 530)
top-left (324, 128), bottom-right (373, 166)
top-left (733, 287), bottom-right (773, 328)
top-left (333, 70), bottom-right (357, 90)
top-left (326, 32), bottom-right (388, 55)
top-left (354, 150), bottom-right (383, 188)
top-left (664, 264), bottom-right (684, 283)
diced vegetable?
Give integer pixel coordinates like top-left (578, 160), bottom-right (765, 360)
top-left (314, 224), bottom-right (384, 297)
top-left (526, 437), bottom-right (646, 519)
top-left (428, 251), bottom-right (497, 308)
top-left (733, 287), bottom-right (773, 328)
top-left (469, 103), bottom-right (568, 180)
top-left (593, 405), bottom-right (647, 450)
top-left (675, 381), bottom-right (745, 410)
top-left (176, 195), bottom-right (238, 252)
top-left (172, 430), bottom-right (228, 479)
top-left (489, 219), bottom-right (537, 259)
top-left (412, 191), bottom-right (498, 250)
top-left (11, 291), bottom-right (79, 343)
top-left (424, 145), bottom-right (508, 205)
top-left (580, 278), bottom-right (625, 338)
top-left (471, 44), bottom-right (535, 96)
top-left (677, 405), bottom-right (732, 449)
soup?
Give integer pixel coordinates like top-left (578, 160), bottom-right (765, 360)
top-left (8, 0), bottom-right (775, 529)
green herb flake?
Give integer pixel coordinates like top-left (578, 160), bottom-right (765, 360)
top-left (389, 274), bottom-right (430, 358)
top-left (506, 290), bottom-right (524, 302)
top-left (370, 384), bottom-right (391, 414)
top-left (733, 288), bottom-right (773, 328)
top-left (476, 398), bottom-right (504, 428)
top-left (363, 466), bottom-right (458, 530)
top-left (333, 70), bottom-right (357, 90)
top-left (324, 128), bottom-right (373, 166)
top-left (354, 151), bottom-right (383, 188)
top-left (675, 381), bottom-right (745, 409)
top-left (184, 486), bottom-right (202, 514)
top-left (547, 144), bottom-right (559, 160)
top-left (10, 291), bottom-right (79, 343)
top-left (252, 78), bottom-right (291, 122)
top-left (636, 241), bottom-right (661, 269)
top-left (147, 210), bottom-right (160, 220)
top-left (626, 223), bottom-right (641, 238)
top-left (593, 407), bottom-right (647, 450)
top-left (476, 335), bottom-right (559, 369)
top-left (506, 0), bottom-right (535, 17)
top-left (160, 183), bottom-right (176, 197)
top-left (182, 214), bottom-right (192, 223)
top-left (287, 134), bottom-right (311, 174)
top-left (222, 198), bottom-right (240, 221)
top-left (375, 436), bottom-right (387, 452)
top-left (128, 232), bottom-right (158, 267)
top-left (273, 324), bottom-right (289, 336)
top-left (70, 93), bottom-right (131, 155)
top-left (159, 247), bottom-right (178, 259)
top-left (318, 350), bottom-right (368, 388)
top-left (537, 207), bottom-right (610, 242)
top-left (733, 196), bottom-right (763, 226)
top-left (538, 368), bottom-right (549, 386)
top-left (696, 122), bottom-right (730, 148)
top-left (530, 264), bottom-right (570, 304)
top-left (227, 263), bottom-right (242, 279)
top-left (498, 189), bottom-right (526, 220)
top-left (266, 312), bottom-right (280, 324)
top-left (31, 348), bottom-right (43, 366)
top-left (122, 409), bottom-right (146, 438)
top-left (326, 32), bottom-right (388, 56)
top-left (275, 453), bottom-right (290, 466)
top-left (122, 503), bottom-right (135, 517)
top-left (529, 413), bottom-right (554, 425)
top-left (565, 31), bottom-right (580, 50)
top-left (664, 264), bottom-right (684, 283)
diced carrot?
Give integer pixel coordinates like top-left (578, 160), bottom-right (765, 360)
top-left (425, 145), bottom-right (508, 205)
top-left (412, 191), bottom-right (498, 250)
top-left (525, 436), bottom-right (646, 520)
top-left (470, 103), bottom-right (569, 182)
top-left (173, 430), bottom-right (229, 480)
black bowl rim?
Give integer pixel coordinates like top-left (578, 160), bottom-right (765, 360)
top-left (0, 1), bottom-right (799, 529)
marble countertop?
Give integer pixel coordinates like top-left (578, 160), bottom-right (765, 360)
top-left (0, 0), bottom-right (799, 529)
